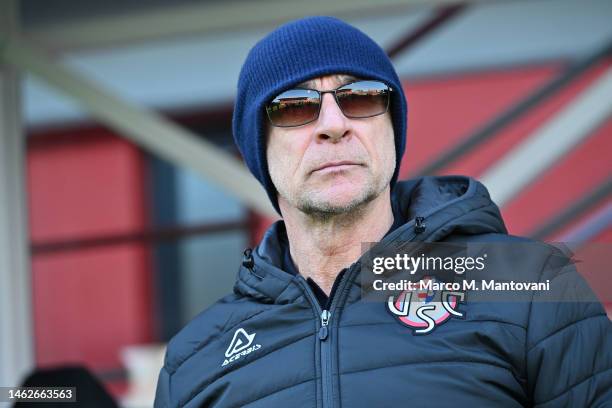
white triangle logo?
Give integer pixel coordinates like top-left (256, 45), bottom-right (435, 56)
top-left (225, 328), bottom-right (256, 358)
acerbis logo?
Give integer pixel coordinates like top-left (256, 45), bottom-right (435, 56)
top-left (221, 328), bottom-right (262, 367)
top-left (387, 276), bottom-right (465, 335)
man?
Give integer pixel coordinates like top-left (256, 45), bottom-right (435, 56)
top-left (155, 16), bottom-right (611, 407)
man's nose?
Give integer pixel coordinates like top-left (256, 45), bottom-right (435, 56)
top-left (313, 92), bottom-right (350, 143)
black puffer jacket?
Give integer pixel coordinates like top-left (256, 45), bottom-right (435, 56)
top-left (155, 176), bottom-right (612, 407)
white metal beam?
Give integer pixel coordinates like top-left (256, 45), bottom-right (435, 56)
top-left (23, 0), bottom-right (465, 51)
top-left (481, 66), bottom-right (612, 207)
top-left (1, 36), bottom-right (277, 218)
top-left (558, 200), bottom-right (612, 243)
top-left (0, 0), bottom-right (35, 392)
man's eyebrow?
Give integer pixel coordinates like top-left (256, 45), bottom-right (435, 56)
top-left (297, 75), bottom-right (359, 89)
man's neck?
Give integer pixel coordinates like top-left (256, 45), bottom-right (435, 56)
top-left (280, 188), bottom-right (394, 295)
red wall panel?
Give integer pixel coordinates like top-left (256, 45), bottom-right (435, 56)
top-left (27, 129), bottom-right (152, 372)
top-left (28, 130), bottom-right (147, 242)
top-left (500, 120), bottom-right (612, 236)
top-left (440, 60), bottom-right (612, 179)
top-left (400, 64), bottom-right (561, 177)
top-left (32, 244), bottom-right (152, 370)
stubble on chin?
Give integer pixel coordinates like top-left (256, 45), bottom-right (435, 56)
top-left (289, 173), bottom-right (387, 223)
top-left (301, 186), bottom-right (368, 214)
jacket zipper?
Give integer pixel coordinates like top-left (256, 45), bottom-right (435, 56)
top-left (319, 309), bottom-right (332, 408)
top-left (297, 262), bottom-right (361, 408)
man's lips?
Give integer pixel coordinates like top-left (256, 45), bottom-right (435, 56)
top-left (311, 161), bottom-right (362, 173)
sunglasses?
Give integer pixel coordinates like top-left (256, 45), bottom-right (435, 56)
top-left (265, 80), bottom-right (392, 127)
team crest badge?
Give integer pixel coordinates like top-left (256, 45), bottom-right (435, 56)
top-left (387, 276), bottom-right (465, 335)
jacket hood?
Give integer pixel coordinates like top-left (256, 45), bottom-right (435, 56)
top-left (233, 176), bottom-right (507, 303)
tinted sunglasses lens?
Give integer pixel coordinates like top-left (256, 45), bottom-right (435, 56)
top-left (266, 89), bottom-right (320, 127)
top-left (336, 81), bottom-right (390, 118)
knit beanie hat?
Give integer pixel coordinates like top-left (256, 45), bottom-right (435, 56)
top-left (232, 16), bottom-right (408, 213)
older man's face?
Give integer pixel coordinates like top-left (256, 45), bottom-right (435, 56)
top-left (266, 74), bottom-right (396, 216)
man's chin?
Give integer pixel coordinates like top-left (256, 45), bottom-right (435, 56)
top-left (298, 187), bottom-right (376, 216)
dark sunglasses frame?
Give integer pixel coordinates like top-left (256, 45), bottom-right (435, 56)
top-left (265, 80), bottom-right (393, 128)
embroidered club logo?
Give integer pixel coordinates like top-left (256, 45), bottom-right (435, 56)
top-left (387, 276), bottom-right (465, 335)
top-left (221, 328), bottom-right (262, 367)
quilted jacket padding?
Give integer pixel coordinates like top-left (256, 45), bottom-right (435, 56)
top-left (155, 176), bottom-right (612, 407)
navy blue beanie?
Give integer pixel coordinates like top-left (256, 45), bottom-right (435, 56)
top-left (232, 16), bottom-right (407, 213)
